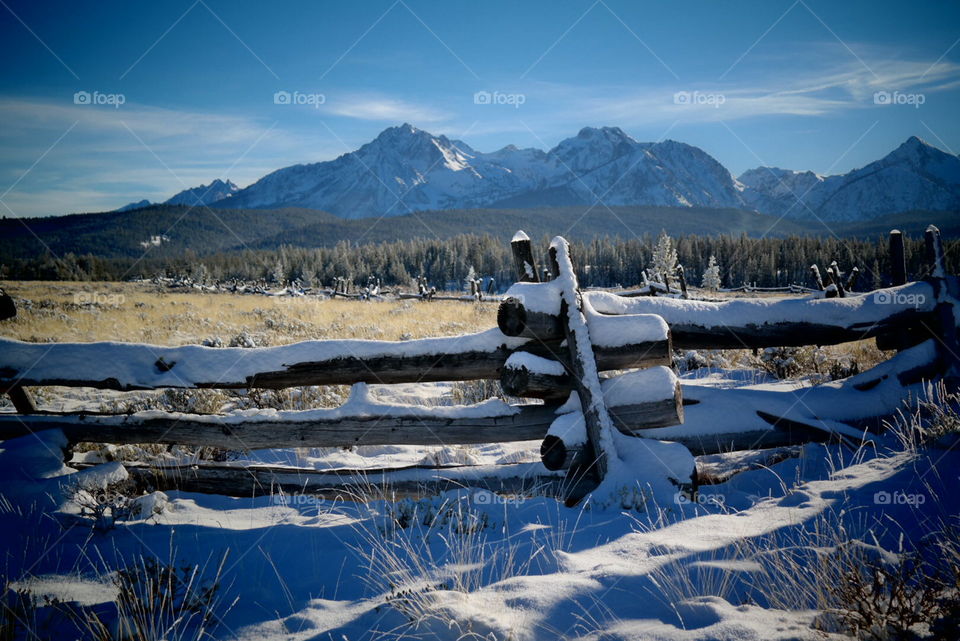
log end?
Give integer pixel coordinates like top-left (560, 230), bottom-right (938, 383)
top-left (497, 297), bottom-right (528, 337)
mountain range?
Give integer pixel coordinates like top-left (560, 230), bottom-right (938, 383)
top-left (121, 125), bottom-right (960, 222)
top-left (116, 179), bottom-right (238, 211)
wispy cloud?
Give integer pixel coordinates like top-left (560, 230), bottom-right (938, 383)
top-left (322, 94), bottom-right (451, 123)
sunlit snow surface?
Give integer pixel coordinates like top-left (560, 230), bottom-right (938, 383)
top-left (1, 368), bottom-right (957, 640)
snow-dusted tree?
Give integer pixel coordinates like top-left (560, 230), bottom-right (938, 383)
top-left (651, 231), bottom-right (677, 281)
top-left (464, 264), bottom-right (476, 289)
top-left (271, 258), bottom-right (286, 285)
top-left (194, 263), bottom-right (209, 285)
top-left (701, 255), bottom-right (721, 291)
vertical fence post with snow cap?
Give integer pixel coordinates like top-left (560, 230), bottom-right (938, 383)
top-left (890, 230), bottom-right (907, 286)
top-left (547, 237), bottom-right (620, 505)
top-left (511, 230), bottom-right (540, 283)
top-left (810, 265), bottom-right (824, 291)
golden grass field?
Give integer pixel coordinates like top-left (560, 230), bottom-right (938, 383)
top-left (1, 281), bottom-right (497, 346)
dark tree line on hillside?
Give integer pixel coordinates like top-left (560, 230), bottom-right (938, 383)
top-left (2, 232), bottom-right (956, 291)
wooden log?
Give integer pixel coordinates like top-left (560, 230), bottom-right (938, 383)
top-left (500, 363), bottom-right (571, 399)
top-left (496, 288), bottom-right (936, 350)
top-left (540, 434), bottom-right (583, 471)
top-left (77, 461), bottom-right (592, 501)
top-left (0, 396), bottom-right (686, 449)
top-left (511, 230), bottom-right (540, 283)
top-left (7, 386), bottom-right (36, 413)
top-left (890, 230), bottom-right (907, 286)
top-left (0, 333), bottom-right (671, 393)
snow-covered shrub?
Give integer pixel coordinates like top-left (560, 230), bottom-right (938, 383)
top-left (759, 347), bottom-right (802, 379)
top-left (76, 553), bottom-right (232, 641)
top-left (450, 379), bottom-right (506, 405)
top-left (673, 349), bottom-right (730, 373)
top-left (71, 478), bottom-right (140, 532)
top-left (886, 382), bottom-right (960, 454)
top-left (741, 512), bottom-right (960, 640)
top-left (228, 331), bottom-right (257, 348)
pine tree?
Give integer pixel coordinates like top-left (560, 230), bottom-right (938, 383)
top-left (702, 255), bottom-right (721, 291)
top-left (651, 230), bottom-right (678, 282)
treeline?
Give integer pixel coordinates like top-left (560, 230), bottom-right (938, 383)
top-left (2, 232), bottom-right (956, 290)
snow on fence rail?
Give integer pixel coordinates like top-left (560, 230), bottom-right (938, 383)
top-left (2, 226), bottom-right (959, 505)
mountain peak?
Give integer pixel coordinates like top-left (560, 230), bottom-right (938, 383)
top-left (164, 179), bottom-right (239, 206)
top-left (576, 126), bottom-right (632, 141)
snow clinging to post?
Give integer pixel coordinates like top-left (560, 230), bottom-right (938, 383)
top-left (549, 236), bottom-right (621, 471)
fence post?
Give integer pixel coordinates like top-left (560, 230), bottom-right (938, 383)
top-left (548, 239), bottom-right (617, 505)
top-left (925, 225), bottom-right (947, 279)
top-left (890, 230), bottom-right (907, 286)
top-left (846, 267), bottom-right (860, 292)
top-left (675, 265), bottom-right (688, 299)
top-left (511, 230), bottom-right (540, 283)
top-left (830, 262), bottom-right (846, 298)
top-left (810, 265), bottom-right (824, 291)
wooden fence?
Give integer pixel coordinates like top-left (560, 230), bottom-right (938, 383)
top-left (1, 226), bottom-right (958, 505)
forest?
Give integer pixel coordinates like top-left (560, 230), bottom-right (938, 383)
top-left (3, 230), bottom-right (956, 292)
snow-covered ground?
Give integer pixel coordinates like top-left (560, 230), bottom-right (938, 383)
top-left (1, 367), bottom-right (958, 640)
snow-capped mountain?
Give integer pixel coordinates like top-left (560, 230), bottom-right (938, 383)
top-left (165, 179), bottom-right (239, 206)
top-left (187, 126), bottom-right (957, 221)
top-left (218, 124), bottom-right (745, 218)
top-left (740, 137), bottom-right (960, 221)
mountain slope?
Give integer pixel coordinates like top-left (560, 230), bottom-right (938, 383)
top-left (740, 137), bottom-right (960, 221)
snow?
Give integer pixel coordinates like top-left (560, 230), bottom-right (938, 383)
top-left (585, 280), bottom-right (935, 328)
top-left (2, 357), bottom-right (957, 639)
top-left (0, 327), bottom-right (530, 389)
top-left (511, 229), bottom-right (530, 242)
top-left (556, 366), bottom-right (679, 413)
top-left (504, 351), bottom-right (566, 376)
top-left (546, 410), bottom-right (586, 444)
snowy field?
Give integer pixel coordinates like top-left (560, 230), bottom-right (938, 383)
top-left (1, 282), bottom-right (958, 640)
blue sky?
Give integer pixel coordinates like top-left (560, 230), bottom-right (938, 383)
top-left (1, 0), bottom-right (958, 217)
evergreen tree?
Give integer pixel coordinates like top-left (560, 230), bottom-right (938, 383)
top-left (701, 255), bottom-right (721, 290)
top-left (651, 230), bottom-right (678, 282)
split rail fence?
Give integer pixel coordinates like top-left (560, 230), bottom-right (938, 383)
top-left (1, 227), bottom-right (958, 505)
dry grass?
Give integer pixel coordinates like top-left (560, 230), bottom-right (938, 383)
top-left (1, 281), bottom-right (496, 345)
